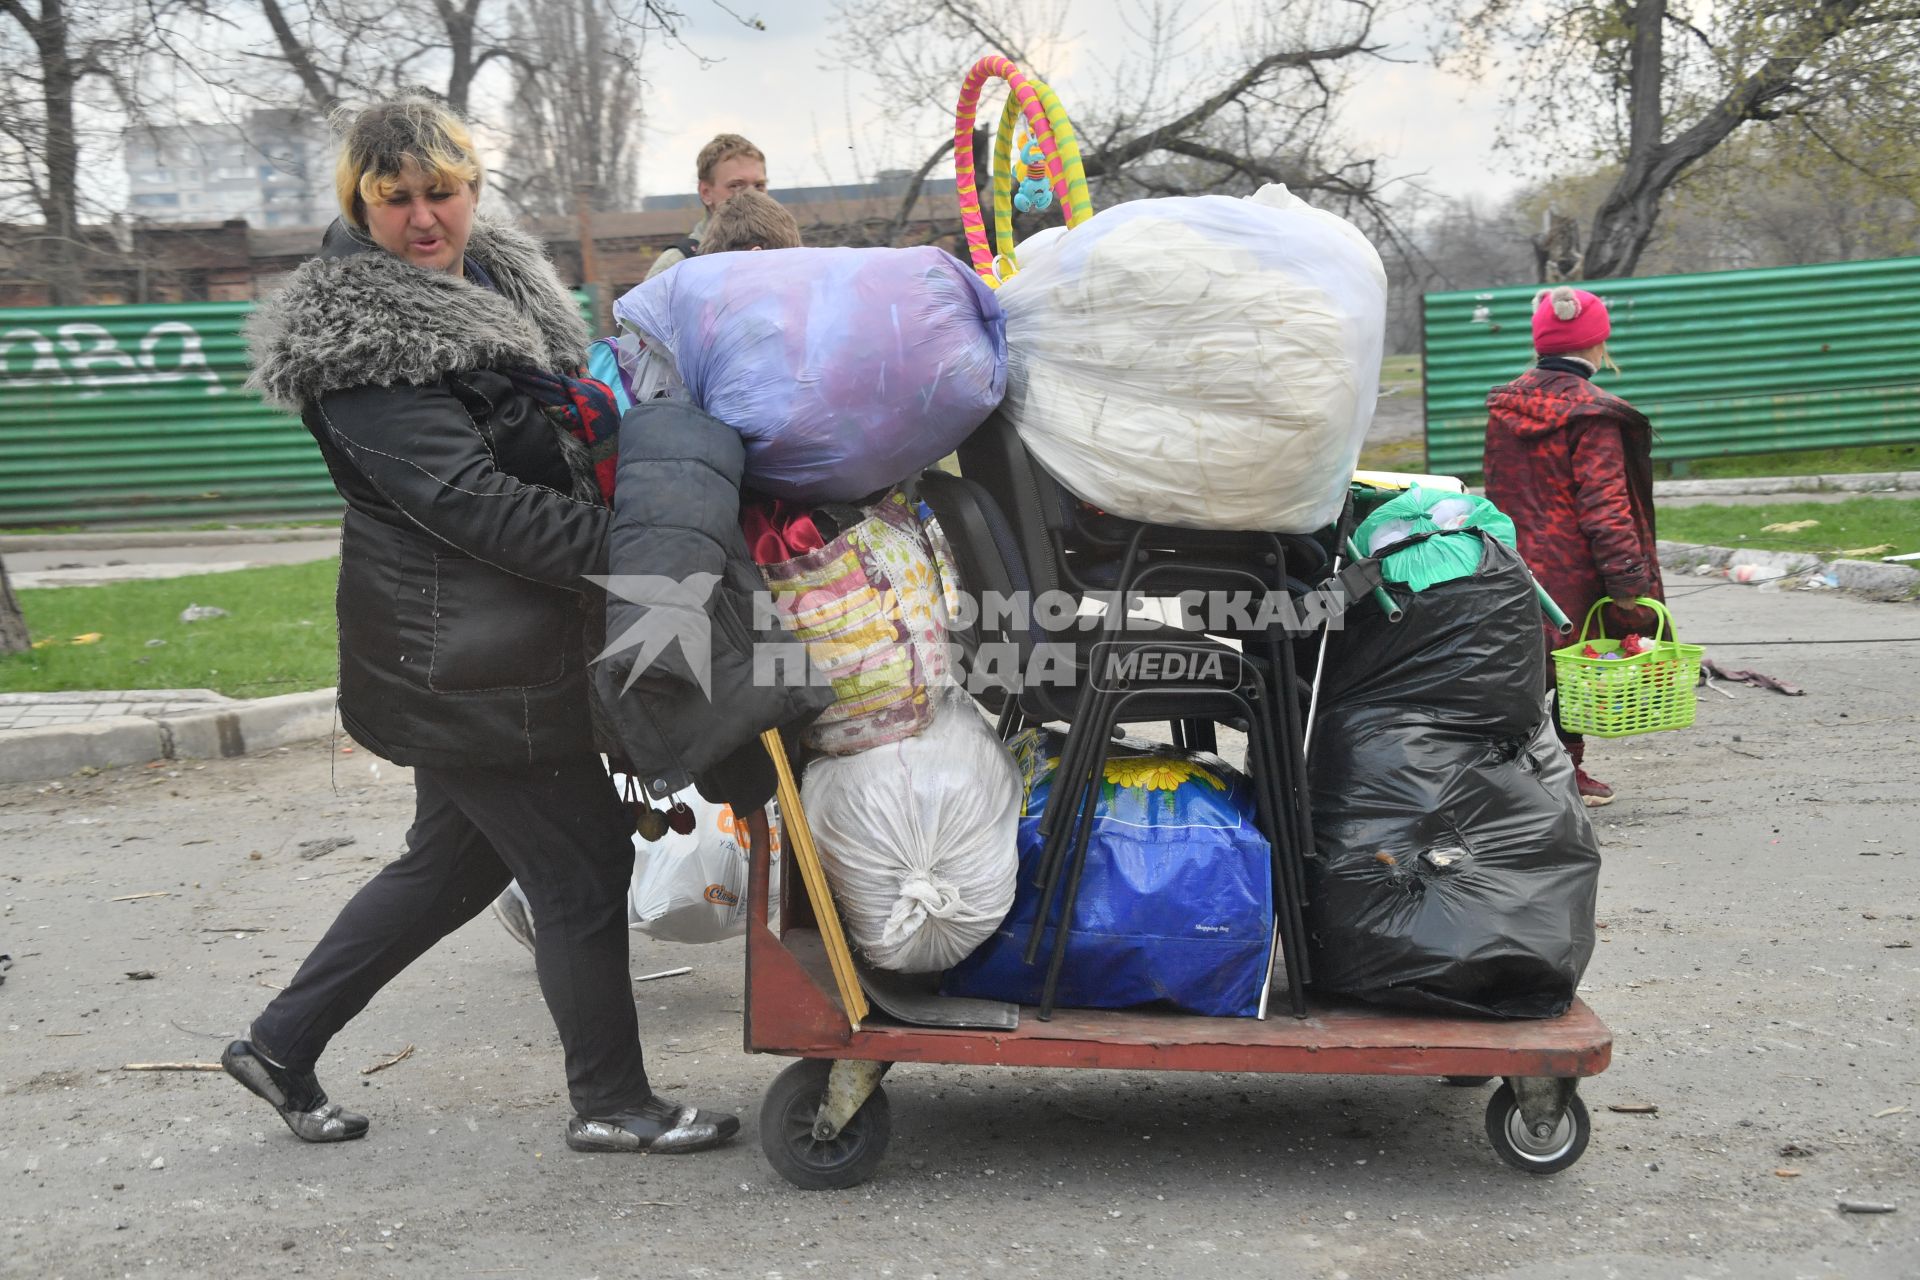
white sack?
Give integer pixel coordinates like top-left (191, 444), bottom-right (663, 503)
top-left (801, 698), bottom-right (1021, 972)
top-left (998, 183), bottom-right (1387, 533)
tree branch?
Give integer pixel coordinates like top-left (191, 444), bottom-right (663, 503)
top-left (1082, 35), bottom-right (1381, 177)
top-left (883, 136), bottom-right (956, 248)
top-left (259, 0), bottom-right (342, 115)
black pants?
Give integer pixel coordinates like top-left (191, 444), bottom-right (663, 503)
top-left (250, 757), bottom-right (650, 1117)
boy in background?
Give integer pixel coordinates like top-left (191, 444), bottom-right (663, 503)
top-left (698, 189), bottom-right (802, 255)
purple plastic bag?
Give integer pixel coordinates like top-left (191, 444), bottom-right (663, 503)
top-left (613, 246), bottom-right (1007, 502)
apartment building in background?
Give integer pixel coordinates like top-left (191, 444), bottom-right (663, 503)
top-left (125, 110), bottom-right (335, 228)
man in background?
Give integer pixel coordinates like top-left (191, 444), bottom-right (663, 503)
top-left (645, 133), bottom-right (769, 279)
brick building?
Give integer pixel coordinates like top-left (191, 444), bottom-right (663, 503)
top-left (3, 186), bottom-right (967, 311)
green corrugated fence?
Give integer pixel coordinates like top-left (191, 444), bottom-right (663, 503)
top-left (0, 303), bottom-right (338, 526)
top-left (1422, 255), bottom-right (1920, 478)
top-left (1, 293), bottom-right (595, 528)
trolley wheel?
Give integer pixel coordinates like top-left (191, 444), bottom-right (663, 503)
top-left (1440, 1076), bottom-right (1494, 1087)
top-left (760, 1059), bottom-right (892, 1191)
top-left (1484, 1083), bottom-right (1589, 1175)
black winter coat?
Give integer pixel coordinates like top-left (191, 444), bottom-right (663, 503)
top-left (247, 217), bottom-right (608, 769)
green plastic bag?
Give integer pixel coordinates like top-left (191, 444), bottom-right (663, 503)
top-left (1353, 486), bottom-right (1518, 593)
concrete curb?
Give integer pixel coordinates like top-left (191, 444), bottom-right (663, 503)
top-left (1652, 470), bottom-right (1920, 499)
top-left (1658, 539), bottom-right (1920, 599)
top-left (0, 527), bottom-right (339, 554)
top-left (0, 688), bottom-right (338, 785)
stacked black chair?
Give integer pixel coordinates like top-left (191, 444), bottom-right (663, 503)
top-left (921, 415), bottom-right (1346, 1019)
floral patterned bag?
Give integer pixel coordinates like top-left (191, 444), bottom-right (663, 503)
top-left (759, 489), bottom-right (951, 756)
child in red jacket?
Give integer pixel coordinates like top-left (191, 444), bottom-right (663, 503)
top-left (1483, 286), bottom-right (1663, 806)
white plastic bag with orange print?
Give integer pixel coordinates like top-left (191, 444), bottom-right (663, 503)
top-left (627, 786), bottom-right (782, 944)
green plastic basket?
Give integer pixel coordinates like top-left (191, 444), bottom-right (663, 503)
top-left (1551, 597), bottom-right (1702, 738)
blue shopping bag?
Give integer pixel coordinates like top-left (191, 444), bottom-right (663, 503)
top-left (942, 731), bottom-right (1274, 1017)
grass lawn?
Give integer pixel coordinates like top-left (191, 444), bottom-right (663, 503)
top-left (0, 517), bottom-right (341, 537)
top-left (1657, 442), bottom-right (1920, 482)
top-left (1656, 497), bottom-right (1920, 558)
top-left (1, 560), bottom-right (339, 698)
top-left (1380, 353), bottom-right (1422, 395)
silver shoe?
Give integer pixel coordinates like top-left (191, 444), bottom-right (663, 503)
top-left (222, 1040), bottom-right (369, 1143)
top-left (490, 885), bottom-right (537, 955)
top-left (566, 1096), bottom-right (740, 1154)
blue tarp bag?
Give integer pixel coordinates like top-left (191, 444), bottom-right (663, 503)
top-left (612, 245), bottom-right (1008, 502)
top-left (942, 731), bottom-right (1274, 1017)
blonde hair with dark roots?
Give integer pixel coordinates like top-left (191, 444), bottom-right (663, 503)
top-left (695, 133), bottom-right (765, 184)
top-left (333, 94), bottom-right (483, 230)
top-left (699, 189), bottom-right (802, 255)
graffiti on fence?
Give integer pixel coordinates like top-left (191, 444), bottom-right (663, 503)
top-left (0, 321), bottom-right (226, 396)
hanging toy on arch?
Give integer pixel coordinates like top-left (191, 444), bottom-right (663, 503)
top-left (1012, 122), bottom-right (1053, 214)
top-left (951, 55), bottom-right (1091, 284)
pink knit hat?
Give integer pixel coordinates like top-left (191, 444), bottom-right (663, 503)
top-left (1531, 286), bottom-right (1610, 355)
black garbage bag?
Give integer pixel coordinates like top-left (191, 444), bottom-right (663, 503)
top-left (1306, 533), bottom-right (1599, 1018)
top-left (1318, 532), bottom-right (1546, 734)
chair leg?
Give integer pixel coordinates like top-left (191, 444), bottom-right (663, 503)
top-left (1243, 677), bottom-right (1307, 1018)
top-left (995, 694), bottom-right (1024, 741)
top-left (1025, 677), bottom-right (1116, 964)
top-left (1272, 634), bottom-right (1315, 989)
top-left (1037, 706), bottom-right (1125, 1021)
top-left (1033, 671), bottom-right (1103, 888)
top-left (1243, 706), bottom-right (1293, 1020)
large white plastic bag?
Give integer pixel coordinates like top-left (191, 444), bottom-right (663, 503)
top-left (613, 246), bottom-right (1008, 502)
top-left (998, 184), bottom-right (1387, 533)
top-left (626, 788), bottom-right (781, 943)
top-left (801, 698), bottom-right (1021, 972)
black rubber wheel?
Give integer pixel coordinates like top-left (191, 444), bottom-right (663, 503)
top-left (1484, 1082), bottom-right (1589, 1175)
top-left (759, 1059), bottom-right (892, 1191)
top-left (1440, 1075), bottom-right (1494, 1087)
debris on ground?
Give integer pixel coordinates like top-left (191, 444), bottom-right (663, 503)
top-left (120, 1063), bottom-right (222, 1072)
top-left (361, 1044), bottom-right (415, 1075)
top-left (296, 835), bottom-right (356, 861)
top-left (1700, 658), bottom-right (1805, 696)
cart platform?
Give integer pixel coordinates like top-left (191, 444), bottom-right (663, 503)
top-left (752, 925), bottom-right (1611, 1081)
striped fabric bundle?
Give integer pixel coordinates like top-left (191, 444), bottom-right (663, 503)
top-left (761, 491), bottom-right (950, 756)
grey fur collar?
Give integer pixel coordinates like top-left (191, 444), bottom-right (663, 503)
top-left (246, 214), bottom-right (587, 412)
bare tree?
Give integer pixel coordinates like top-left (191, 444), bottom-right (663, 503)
top-left (252, 0), bottom-right (539, 116)
top-left (1439, 0), bottom-right (1920, 280)
top-left (246, 0), bottom-right (747, 121)
top-left (0, 0), bottom-right (202, 302)
top-left (829, 0), bottom-right (1394, 249)
top-left (496, 0), bottom-right (651, 218)
top-left (0, 557), bottom-right (26, 655)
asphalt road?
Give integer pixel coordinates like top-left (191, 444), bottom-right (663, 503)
top-left (1, 575), bottom-right (1916, 1280)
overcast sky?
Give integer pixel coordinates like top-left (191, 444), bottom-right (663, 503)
top-left (628, 1), bottom-right (1521, 207)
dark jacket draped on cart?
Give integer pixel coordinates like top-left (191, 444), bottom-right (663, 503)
top-left (1481, 357), bottom-right (1664, 644)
